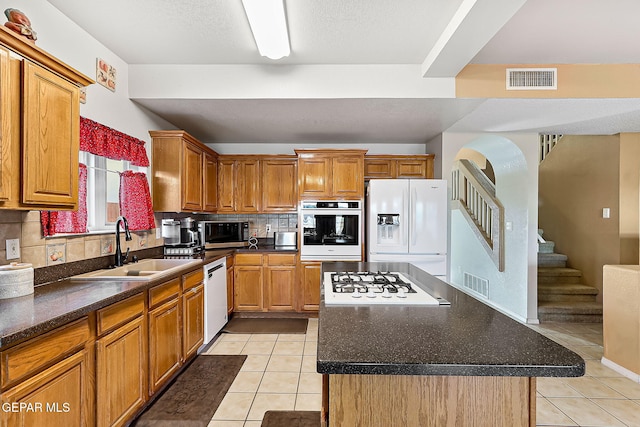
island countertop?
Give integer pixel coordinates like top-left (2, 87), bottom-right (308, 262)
top-left (317, 261), bottom-right (585, 378)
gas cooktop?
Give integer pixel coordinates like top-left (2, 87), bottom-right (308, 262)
top-left (323, 271), bottom-right (449, 306)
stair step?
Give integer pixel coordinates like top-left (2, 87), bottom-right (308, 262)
top-left (538, 267), bottom-right (582, 284)
top-left (538, 253), bottom-right (568, 268)
top-left (538, 241), bottom-right (555, 254)
top-left (538, 284), bottom-right (598, 302)
top-left (538, 301), bottom-right (603, 323)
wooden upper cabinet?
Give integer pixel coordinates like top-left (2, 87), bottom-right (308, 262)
top-left (203, 151), bottom-right (218, 212)
top-left (150, 130), bottom-right (219, 213)
top-left (0, 26), bottom-right (93, 211)
top-left (237, 159), bottom-right (260, 213)
top-left (296, 149), bottom-right (367, 199)
top-left (364, 155), bottom-right (435, 180)
top-left (217, 158), bottom-right (236, 212)
top-left (262, 157), bottom-right (297, 212)
top-left (22, 61), bottom-right (80, 208)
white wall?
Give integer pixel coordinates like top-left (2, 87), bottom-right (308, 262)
top-left (425, 134), bottom-right (443, 178)
top-left (13, 1), bottom-right (176, 145)
top-left (440, 132), bottom-right (539, 323)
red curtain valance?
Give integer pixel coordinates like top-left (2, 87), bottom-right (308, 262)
top-left (80, 117), bottom-right (149, 167)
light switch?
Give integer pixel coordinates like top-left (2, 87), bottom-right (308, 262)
top-left (603, 208), bottom-right (610, 219)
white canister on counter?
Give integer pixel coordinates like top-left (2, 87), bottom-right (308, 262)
top-left (0, 262), bottom-right (34, 299)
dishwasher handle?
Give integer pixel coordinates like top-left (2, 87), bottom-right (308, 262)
top-left (207, 262), bottom-right (225, 278)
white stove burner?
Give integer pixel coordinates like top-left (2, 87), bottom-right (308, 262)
top-left (323, 271), bottom-right (444, 305)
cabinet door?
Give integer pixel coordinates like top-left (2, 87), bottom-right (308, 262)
top-left (332, 156), bottom-right (363, 198)
top-left (182, 283), bottom-right (204, 360)
top-left (96, 316), bottom-right (147, 427)
top-left (0, 46), bottom-right (10, 201)
top-left (234, 266), bottom-right (263, 311)
top-left (182, 141), bottom-right (203, 211)
top-left (300, 262), bottom-right (321, 311)
top-left (237, 159), bottom-right (260, 213)
top-left (22, 61), bottom-right (79, 208)
top-left (1, 350), bottom-right (92, 427)
top-left (364, 158), bottom-right (395, 179)
top-left (226, 256), bottom-right (234, 315)
top-left (217, 159), bottom-right (236, 212)
top-left (148, 298), bottom-right (182, 394)
top-left (262, 159), bottom-right (297, 212)
top-left (298, 157), bottom-right (331, 198)
top-left (396, 159), bottom-right (428, 178)
top-left (203, 151), bottom-right (218, 212)
top-left (265, 266), bottom-right (297, 311)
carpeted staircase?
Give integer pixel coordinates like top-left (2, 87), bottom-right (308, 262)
top-left (537, 231), bottom-right (603, 323)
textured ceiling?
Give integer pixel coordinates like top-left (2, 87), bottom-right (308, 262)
top-left (46, 0), bottom-right (640, 143)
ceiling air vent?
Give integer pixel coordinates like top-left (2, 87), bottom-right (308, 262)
top-left (506, 68), bottom-right (557, 90)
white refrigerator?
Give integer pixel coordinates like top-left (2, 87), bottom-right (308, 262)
top-left (367, 179), bottom-right (448, 278)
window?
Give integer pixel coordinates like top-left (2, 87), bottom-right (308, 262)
top-left (80, 152), bottom-right (148, 233)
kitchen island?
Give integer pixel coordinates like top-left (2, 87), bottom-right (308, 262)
top-left (317, 262), bottom-right (584, 427)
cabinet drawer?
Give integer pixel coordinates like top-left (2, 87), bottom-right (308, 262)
top-left (1, 317), bottom-right (90, 388)
top-left (235, 253), bottom-right (263, 265)
top-left (182, 268), bottom-right (204, 291)
top-left (96, 293), bottom-right (144, 336)
top-left (149, 278), bottom-right (181, 309)
top-left (267, 253), bottom-right (296, 266)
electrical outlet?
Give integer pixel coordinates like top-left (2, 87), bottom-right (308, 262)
top-left (266, 224), bottom-right (271, 234)
top-left (156, 227), bottom-right (162, 239)
top-left (6, 238), bottom-right (20, 260)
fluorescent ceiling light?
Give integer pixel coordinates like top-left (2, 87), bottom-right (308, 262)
top-left (242, 0), bottom-right (290, 60)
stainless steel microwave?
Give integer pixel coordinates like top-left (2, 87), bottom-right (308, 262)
top-left (198, 221), bottom-right (249, 249)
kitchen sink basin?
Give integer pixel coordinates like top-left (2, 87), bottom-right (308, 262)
top-left (70, 258), bottom-right (201, 282)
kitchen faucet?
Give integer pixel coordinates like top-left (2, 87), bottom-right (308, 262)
top-left (114, 216), bottom-right (132, 267)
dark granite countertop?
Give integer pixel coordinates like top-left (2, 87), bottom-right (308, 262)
top-left (0, 249), bottom-right (234, 350)
top-left (317, 261), bottom-right (585, 378)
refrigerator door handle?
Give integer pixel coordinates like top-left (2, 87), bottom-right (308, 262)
top-left (411, 187), bottom-right (417, 246)
top-left (402, 187), bottom-right (408, 246)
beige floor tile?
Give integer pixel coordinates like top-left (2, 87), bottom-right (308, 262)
top-left (585, 360), bottom-right (625, 378)
top-left (301, 355), bottom-right (317, 373)
top-left (548, 397), bottom-right (626, 426)
top-left (266, 355), bottom-right (302, 372)
top-left (303, 341), bottom-right (317, 356)
top-left (228, 372), bottom-right (264, 393)
top-left (559, 334), bottom-right (598, 347)
top-left (536, 397), bottom-right (577, 426)
top-left (572, 345), bottom-right (604, 360)
top-left (219, 334), bottom-right (252, 343)
top-left (295, 394), bottom-right (322, 411)
top-left (272, 341), bottom-right (305, 355)
top-left (207, 421), bottom-right (245, 427)
top-left (212, 392), bottom-right (255, 421)
top-left (248, 334), bottom-right (279, 342)
top-left (258, 372), bottom-right (300, 394)
top-left (598, 377), bottom-right (640, 399)
top-left (537, 378), bottom-right (582, 398)
top-left (243, 422), bottom-right (263, 427)
top-left (592, 399), bottom-right (640, 426)
top-left (207, 420), bottom-right (245, 427)
top-left (240, 355), bottom-right (270, 372)
top-left (298, 372), bottom-right (323, 394)
top-left (208, 341), bottom-right (246, 355)
top-left (241, 341), bottom-right (276, 355)
top-left (277, 333), bottom-right (306, 342)
top-left (305, 332), bottom-right (318, 342)
top-left (247, 393), bottom-right (296, 421)
top-left (564, 377), bottom-right (625, 399)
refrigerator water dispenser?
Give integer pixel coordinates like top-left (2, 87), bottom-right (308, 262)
top-left (377, 214), bottom-right (400, 241)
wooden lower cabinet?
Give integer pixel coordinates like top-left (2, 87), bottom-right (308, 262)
top-left (148, 297), bottom-right (182, 395)
top-left (1, 350), bottom-right (93, 427)
top-left (265, 254), bottom-right (297, 311)
top-left (234, 264), bottom-right (264, 311)
top-left (182, 283), bottom-right (204, 360)
top-left (96, 315), bottom-right (147, 427)
top-left (300, 261), bottom-right (322, 311)
top-left (226, 255), bottom-right (234, 315)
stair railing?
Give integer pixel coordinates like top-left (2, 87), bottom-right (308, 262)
top-left (539, 134), bottom-right (563, 162)
top-left (451, 159), bottom-right (505, 271)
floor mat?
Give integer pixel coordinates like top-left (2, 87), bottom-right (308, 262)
top-left (133, 354), bottom-right (246, 427)
top-left (222, 317), bottom-right (308, 334)
top-left (261, 410), bottom-right (321, 427)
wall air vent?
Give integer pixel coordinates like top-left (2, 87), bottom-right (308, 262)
top-left (506, 68), bottom-right (557, 90)
top-left (463, 272), bottom-right (489, 299)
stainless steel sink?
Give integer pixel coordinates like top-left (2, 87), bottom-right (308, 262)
top-left (70, 258), bottom-right (201, 282)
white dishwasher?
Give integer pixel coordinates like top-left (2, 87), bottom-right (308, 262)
top-left (203, 257), bottom-right (228, 345)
